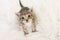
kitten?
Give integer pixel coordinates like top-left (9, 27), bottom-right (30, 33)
top-left (16, 0), bottom-right (37, 35)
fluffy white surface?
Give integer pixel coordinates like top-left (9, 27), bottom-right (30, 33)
top-left (0, 0), bottom-right (60, 40)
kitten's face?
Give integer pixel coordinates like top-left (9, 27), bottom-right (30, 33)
top-left (20, 11), bottom-right (33, 24)
top-left (17, 7), bottom-right (33, 24)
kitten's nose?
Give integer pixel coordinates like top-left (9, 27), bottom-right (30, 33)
top-left (26, 20), bottom-right (28, 22)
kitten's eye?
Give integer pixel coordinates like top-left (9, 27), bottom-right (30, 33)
top-left (28, 15), bottom-right (31, 17)
top-left (21, 17), bottom-right (24, 19)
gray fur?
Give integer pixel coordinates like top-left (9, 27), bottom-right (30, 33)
top-left (16, 0), bottom-right (37, 35)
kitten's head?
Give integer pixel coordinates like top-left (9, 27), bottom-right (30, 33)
top-left (16, 7), bottom-right (34, 24)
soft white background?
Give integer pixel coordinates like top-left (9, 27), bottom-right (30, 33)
top-left (0, 0), bottom-right (60, 40)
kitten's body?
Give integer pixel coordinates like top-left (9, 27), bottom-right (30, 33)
top-left (16, 0), bottom-right (37, 35)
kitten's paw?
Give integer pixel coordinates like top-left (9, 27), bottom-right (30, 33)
top-left (32, 30), bottom-right (37, 32)
top-left (24, 32), bottom-right (29, 35)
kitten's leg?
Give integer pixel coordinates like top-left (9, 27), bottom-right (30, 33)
top-left (32, 23), bottom-right (37, 32)
top-left (22, 26), bottom-right (29, 35)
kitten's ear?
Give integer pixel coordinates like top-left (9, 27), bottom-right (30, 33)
top-left (31, 7), bottom-right (33, 12)
top-left (28, 7), bottom-right (33, 12)
top-left (16, 12), bottom-right (20, 17)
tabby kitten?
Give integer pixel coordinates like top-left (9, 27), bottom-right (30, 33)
top-left (16, 0), bottom-right (37, 35)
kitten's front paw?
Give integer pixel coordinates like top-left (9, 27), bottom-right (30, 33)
top-left (32, 30), bottom-right (37, 32)
top-left (24, 32), bottom-right (29, 35)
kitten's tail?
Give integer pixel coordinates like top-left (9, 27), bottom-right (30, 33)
top-left (19, 0), bottom-right (24, 8)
